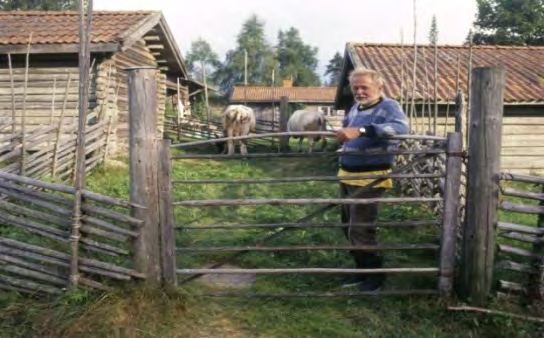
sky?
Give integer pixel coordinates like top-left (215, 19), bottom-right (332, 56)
top-left (93, 0), bottom-right (478, 80)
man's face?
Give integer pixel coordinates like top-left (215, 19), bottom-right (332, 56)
top-left (350, 75), bottom-right (383, 105)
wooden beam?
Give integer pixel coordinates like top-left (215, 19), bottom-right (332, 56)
top-left (147, 44), bottom-right (164, 50)
top-left (119, 12), bottom-right (162, 51)
top-left (127, 67), bottom-right (161, 285)
top-left (156, 60), bottom-right (168, 64)
top-left (158, 139), bottom-right (176, 286)
top-left (459, 67), bottom-right (506, 306)
top-left (143, 35), bottom-right (161, 42)
top-left (438, 132), bottom-right (463, 297)
top-left (0, 43), bottom-right (119, 54)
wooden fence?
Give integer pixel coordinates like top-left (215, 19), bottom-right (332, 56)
top-left (0, 170), bottom-right (145, 294)
top-left (496, 173), bottom-right (543, 303)
top-left (159, 131), bottom-right (463, 297)
top-left (1, 65), bottom-right (541, 309)
top-left (0, 111), bottom-right (110, 183)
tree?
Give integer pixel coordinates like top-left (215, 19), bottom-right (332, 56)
top-left (214, 14), bottom-right (277, 94)
top-left (469, 0), bottom-right (544, 45)
top-left (184, 38), bottom-right (221, 84)
top-left (276, 27), bottom-right (320, 86)
top-left (428, 14), bottom-right (438, 45)
top-left (324, 52), bottom-right (343, 86)
top-left (0, 0), bottom-right (77, 10)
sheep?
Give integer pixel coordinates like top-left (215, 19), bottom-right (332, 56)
top-left (287, 110), bottom-right (327, 152)
top-left (219, 105), bottom-right (256, 156)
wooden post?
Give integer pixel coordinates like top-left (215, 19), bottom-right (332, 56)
top-left (102, 115), bottom-right (114, 164)
top-left (20, 33), bottom-right (32, 176)
top-left (279, 96), bottom-right (289, 151)
top-left (68, 0), bottom-right (92, 288)
top-left (453, 92), bottom-right (464, 136)
top-left (438, 132), bottom-right (462, 297)
top-left (127, 66), bottom-right (161, 285)
top-left (201, 61), bottom-right (211, 139)
top-left (158, 139), bottom-right (176, 286)
top-left (52, 74), bottom-right (72, 178)
top-left (529, 185), bottom-right (544, 301)
top-left (459, 67), bottom-right (505, 305)
top-left (7, 53), bottom-right (16, 135)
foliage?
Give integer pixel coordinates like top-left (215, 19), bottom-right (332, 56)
top-left (214, 14), bottom-right (277, 95)
top-left (428, 14), bottom-right (438, 45)
top-left (324, 52), bottom-right (343, 86)
top-left (184, 38), bottom-right (221, 85)
top-left (0, 0), bottom-right (77, 10)
top-left (469, 0), bottom-right (544, 45)
top-left (276, 27), bottom-right (321, 87)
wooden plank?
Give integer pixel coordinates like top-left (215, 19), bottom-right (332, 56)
top-left (158, 139), bottom-right (176, 286)
top-left (500, 232), bottom-right (542, 244)
top-left (501, 147), bottom-right (544, 156)
top-left (438, 132), bottom-right (463, 296)
top-left (497, 260), bottom-right (539, 275)
top-left (498, 222), bottom-right (544, 236)
top-left (279, 96), bottom-right (289, 151)
top-left (501, 157), bottom-right (544, 169)
top-left (459, 67), bottom-right (505, 305)
top-left (502, 201), bottom-right (544, 215)
top-left (498, 245), bottom-right (542, 259)
top-left (502, 135), bottom-right (544, 148)
top-left (177, 243), bottom-right (440, 252)
top-left (0, 42), bottom-right (118, 54)
top-left (174, 197), bottom-right (441, 207)
top-left (0, 273), bottom-right (62, 294)
top-left (128, 67), bottom-right (161, 284)
top-left (0, 87), bottom-right (79, 95)
top-left (177, 267), bottom-right (439, 274)
top-left (501, 172), bottom-right (544, 185)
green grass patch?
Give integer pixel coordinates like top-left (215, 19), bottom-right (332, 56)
top-left (1, 144), bottom-right (542, 337)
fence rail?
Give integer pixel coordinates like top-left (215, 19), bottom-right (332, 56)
top-left (166, 131), bottom-right (462, 297)
top-left (497, 172), bottom-right (543, 303)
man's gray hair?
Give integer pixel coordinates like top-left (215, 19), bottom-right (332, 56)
top-left (348, 67), bottom-right (384, 87)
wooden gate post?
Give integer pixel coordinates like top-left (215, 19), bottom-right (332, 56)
top-left (127, 66), bottom-right (161, 285)
top-left (158, 139), bottom-right (176, 286)
top-left (438, 132), bottom-right (463, 297)
top-left (459, 67), bottom-right (506, 305)
top-left (279, 96), bottom-right (289, 151)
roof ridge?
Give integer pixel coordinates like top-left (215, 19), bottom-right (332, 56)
top-left (0, 10), bottom-right (159, 15)
top-left (348, 42), bottom-right (544, 50)
top-left (233, 86), bottom-right (336, 89)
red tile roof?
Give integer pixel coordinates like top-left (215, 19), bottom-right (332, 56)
top-left (0, 11), bottom-right (156, 46)
top-left (230, 86), bottom-right (336, 103)
top-left (348, 43), bottom-right (544, 104)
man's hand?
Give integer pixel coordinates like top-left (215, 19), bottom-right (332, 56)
top-left (335, 127), bottom-right (363, 142)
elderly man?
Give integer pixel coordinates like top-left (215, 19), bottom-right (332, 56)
top-left (335, 67), bottom-right (409, 291)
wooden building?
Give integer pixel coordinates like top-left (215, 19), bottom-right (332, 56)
top-left (335, 43), bottom-right (544, 174)
top-left (0, 10), bottom-right (204, 155)
top-left (230, 79), bottom-right (338, 122)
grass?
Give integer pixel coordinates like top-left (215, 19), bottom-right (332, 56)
top-left (1, 140), bottom-right (543, 337)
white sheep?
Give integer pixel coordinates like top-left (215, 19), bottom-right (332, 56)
top-left (220, 105), bottom-right (256, 156)
top-left (287, 110), bottom-right (327, 152)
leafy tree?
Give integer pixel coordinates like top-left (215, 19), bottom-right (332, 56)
top-left (184, 38), bottom-right (221, 84)
top-left (469, 0), bottom-right (544, 45)
top-left (428, 14), bottom-right (438, 45)
top-left (214, 14), bottom-right (277, 94)
top-left (276, 27), bottom-right (320, 86)
top-left (324, 52), bottom-right (343, 86)
top-left (0, 0), bottom-right (77, 10)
